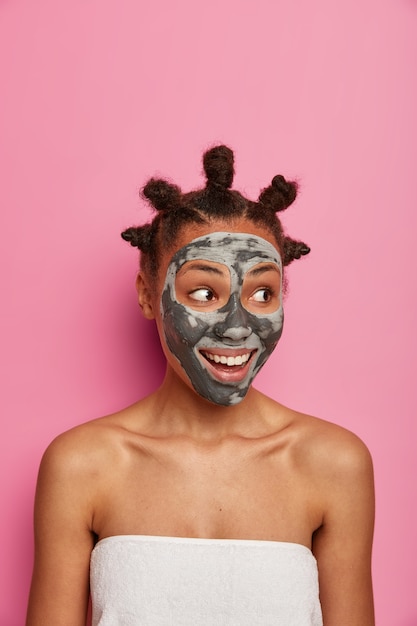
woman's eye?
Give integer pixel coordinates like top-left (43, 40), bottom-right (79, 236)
top-left (251, 288), bottom-right (272, 303)
top-left (189, 288), bottom-right (215, 302)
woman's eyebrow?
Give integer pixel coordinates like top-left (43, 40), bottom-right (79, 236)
top-left (246, 263), bottom-right (280, 277)
top-left (179, 262), bottom-right (226, 276)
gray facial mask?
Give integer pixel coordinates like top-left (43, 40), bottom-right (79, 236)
top-left (160, 232), bottom-right (284, 406)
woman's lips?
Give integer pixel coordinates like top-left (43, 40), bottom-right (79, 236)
top-left (198, 348), bottom-right (257, 383)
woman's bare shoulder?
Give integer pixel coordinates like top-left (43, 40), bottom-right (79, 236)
top-left (262, 394), bottom-right (373, 477)
top-left (280, 404), bottom-right (373, 481)
top-left (39, 402), bottom-right (146, 478)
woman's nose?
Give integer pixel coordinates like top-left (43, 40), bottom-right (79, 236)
top-left (213, 294), bottom-right (252, 340)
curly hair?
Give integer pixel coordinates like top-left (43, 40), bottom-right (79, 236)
top-left (121, 145), bottom-right (310, 280)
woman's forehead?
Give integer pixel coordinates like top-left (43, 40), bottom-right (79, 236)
top-left (169, 232), bottom-right (282, 270)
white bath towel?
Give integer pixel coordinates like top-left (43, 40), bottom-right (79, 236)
top-left (90, 535), bottom-right (322, 625)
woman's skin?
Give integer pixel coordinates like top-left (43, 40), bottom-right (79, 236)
top-left (26, 217), bottom-right (375, 626)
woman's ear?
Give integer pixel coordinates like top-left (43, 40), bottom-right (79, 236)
top-left (136, 273), bottom-right (155, 319)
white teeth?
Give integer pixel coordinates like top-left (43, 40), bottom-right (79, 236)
top-left (203, 352), bottom-right (251, 367)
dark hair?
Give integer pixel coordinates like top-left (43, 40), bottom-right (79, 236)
top-left (121, 145), bottom-right (310, 279)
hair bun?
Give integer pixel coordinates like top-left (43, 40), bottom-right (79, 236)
top-left (203, 145), bottom-right (234, 189)
top-left (283, 236), bottom-right (310, 266)
top-left (271, 175), bottom-right (297, 206)
top-left (121, 225), bottom-right (152, 251)
top-left (142, 178), bottom-right (182, 212)
top-left (258, 174), bottom-right (298, 213)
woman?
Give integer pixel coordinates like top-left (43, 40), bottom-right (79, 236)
top-left (27, 145), bottom-right (375, 625)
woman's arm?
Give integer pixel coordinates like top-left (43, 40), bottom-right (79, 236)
top-left (312, 431), bottom-right (375, 626)
top-left (26, 432), bottom-right (96, 626)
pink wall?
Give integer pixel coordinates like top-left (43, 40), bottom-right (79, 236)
top-left (1, 1), bottom-right (416, 624)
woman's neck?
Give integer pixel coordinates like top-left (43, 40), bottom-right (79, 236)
top-left (137, 367), bottom-right (282, 442)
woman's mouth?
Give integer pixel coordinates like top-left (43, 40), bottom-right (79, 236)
top-left (201, 351), bottom-right (251, 367)
top-left (198, 349), bottom-right (257, 383)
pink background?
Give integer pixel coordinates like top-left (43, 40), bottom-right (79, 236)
top-left (1, 1), bottom-right (416, 624)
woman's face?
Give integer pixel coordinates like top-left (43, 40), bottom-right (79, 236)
top-left (147, 219), bottom-right (284, 406)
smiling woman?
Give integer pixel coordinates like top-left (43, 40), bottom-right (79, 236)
top-left (26, 146), bottom-right (375, 626)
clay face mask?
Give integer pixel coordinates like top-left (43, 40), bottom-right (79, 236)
top-left (160, 232), bottom-right (284, 406)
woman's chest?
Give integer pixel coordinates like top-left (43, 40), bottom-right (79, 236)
top-left (93, 437), bottom-right (322, 545)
